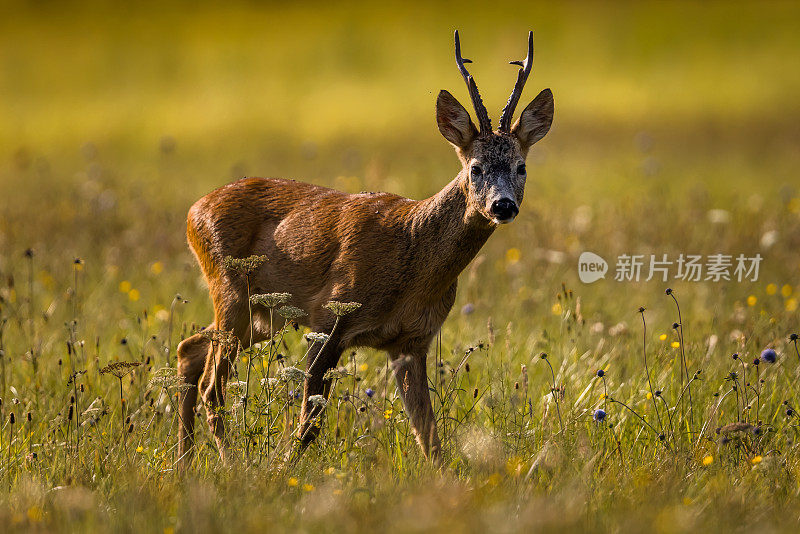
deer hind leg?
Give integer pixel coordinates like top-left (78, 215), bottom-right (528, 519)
top-left (198, 302), bottom-right (250, 464)
top-left (297, 332), bottom-right (343, 448)
top-left (176, 326), bottom-right (213, 469)
top-left (391, 349), bottom-right (441, 463)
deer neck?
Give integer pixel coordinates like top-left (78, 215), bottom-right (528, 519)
top-left (407, 172), bottom-right (495, 294)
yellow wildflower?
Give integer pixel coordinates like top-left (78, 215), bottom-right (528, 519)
top-left (766, 283), bottom-right (777, 295)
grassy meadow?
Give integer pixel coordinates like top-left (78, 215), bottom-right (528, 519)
top-left (1, 1), bottom-right (800, 531)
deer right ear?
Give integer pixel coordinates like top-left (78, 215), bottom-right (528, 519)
top-left (436, 90), bottom-right (478, 150)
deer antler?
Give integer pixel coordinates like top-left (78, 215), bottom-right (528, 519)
top-left (454, 30), bottom-right (492, 135)
top-left (498, 31), bottom-right (534, 132)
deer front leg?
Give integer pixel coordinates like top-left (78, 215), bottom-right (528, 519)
top-left (297, 334), bottom-right (343, 447)
top-left (392, 349), bottom-right (441, 463)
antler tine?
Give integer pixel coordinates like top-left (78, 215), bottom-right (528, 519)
top-left (498, 31), bottom-right (534, 132)
top-left (454, 30), bottom-right (492, 135)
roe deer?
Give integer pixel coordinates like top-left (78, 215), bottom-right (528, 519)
top-left (176, 30), bottom-right (553, 466)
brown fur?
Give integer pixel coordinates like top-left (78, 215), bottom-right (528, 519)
top-left (176, 50), bottom-right (554, 469)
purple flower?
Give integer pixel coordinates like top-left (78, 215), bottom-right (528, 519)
top-left (760, 348), bottom-right (778, 364)
top-left (596, 369), bottom-right (604, 378)
top-left (365, 388), bottom-right (374, 398)
top-left (593, 409), bottom-right (606, 422)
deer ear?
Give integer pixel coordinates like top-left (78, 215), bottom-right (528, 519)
top-left (436, 90), bottom-right (478, 150)
top-left (511, 88), bottom-right (554, 151)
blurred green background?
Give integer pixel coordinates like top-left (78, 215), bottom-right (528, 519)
top-left (1, 0), bottom-right (798, 336)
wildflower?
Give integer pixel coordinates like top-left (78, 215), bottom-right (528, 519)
top-left (250, 292), bottom-right (292, 308)
top-left (358, 363), bottom-right (368, 372)
top-left (747, 295), bottom-right (757, 306)
top-left (260, 377), bottom-right (279, 389)
top-left (751, 455), bottom-right (763, 465)
top-left (760, 348), bottom-right (777, 364)
top-left (302, 484), bottom-right (315, 492)
top-left (150, 261), bottom-right (164, 275)
top-left (119, 280), bottom-right (131, 293)
top-left (702, 455), bottom-right (713, 466)
top-left (287, 477), bottom-right (299, 487)
top-left (790, 333), bottom-right (799, 342)
top-left (279, 366), bottom-right (310, 382)
top-left (766, 283), bottom-right (777, 295)
top-left (227, 381), bottom-right (248, 397)
top-left (136, 446), bottom-right (144, 453)
top-left (592, 409), bottom-right (606, 422)
top-left (595, 369), bottom-right (604, 378)
top-left (324, 301), bottom-right (362, 316)
top-left (100, 361), bottom-right (141, 379)
top-left (659, 334), bottom-right (667, 341)
top-left (223, 255), bottom-right (268, 275)
top-left (646, 392), bottom-right (652, 400)
top-left (305, 332), bottom-right (330, 345)
top-left (308, 395), bottom-right (327, 408)
top-left (148, 367), bottom-right (187, 391)
top-left (461, 303), bottom-right (475, 315)
top-left (671, 341), bottom-right (680, 348)
top-left (323, 367), bottom-right (350, 381)
top-left (506, 248), bottom-right (521, 263)
top-left (665, 288), bottom-right (672, 295)
top-left (128, 289), bottom-right (140, 301)
top-left (198, 329), bottom-right (238, 346)
top-left (277, 305), bottom-right (307, 320)
top-left (383, 409), bottom-right (393, 420)
top-left (365, 388), bottom-right (374, 398)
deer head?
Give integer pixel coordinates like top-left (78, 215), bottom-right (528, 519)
top-left (436, 31), bottom-right (554, 224)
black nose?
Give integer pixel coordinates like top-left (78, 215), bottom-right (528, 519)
top-left (490, 198), bottom-right (519, 221)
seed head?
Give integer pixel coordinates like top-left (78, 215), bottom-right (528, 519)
top-left (222, 255), bottom-right (268, 275)
top-left (277, 305), bottom-right (307, 320)
top-left (250, 293), bottom-right (292, 308)
top-left (305, 332), bottom-right (330, 345)
top-left (308, 395), bottom-right (327, 408)
top-left (324, 301), bottom-right (362, 317)
top-left (100, 361), bottom-right (142, 379)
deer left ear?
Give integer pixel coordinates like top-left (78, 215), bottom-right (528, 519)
top-left (511, 88), bottom-right (554, 152)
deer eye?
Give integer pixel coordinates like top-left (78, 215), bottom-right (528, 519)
top-left (471, 165), bottom-right (483, 176)
top-left (517, 164), bottom-right (527, 175)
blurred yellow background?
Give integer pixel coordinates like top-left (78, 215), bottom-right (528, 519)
top-left (0, 0), bottom-right (798, 328)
